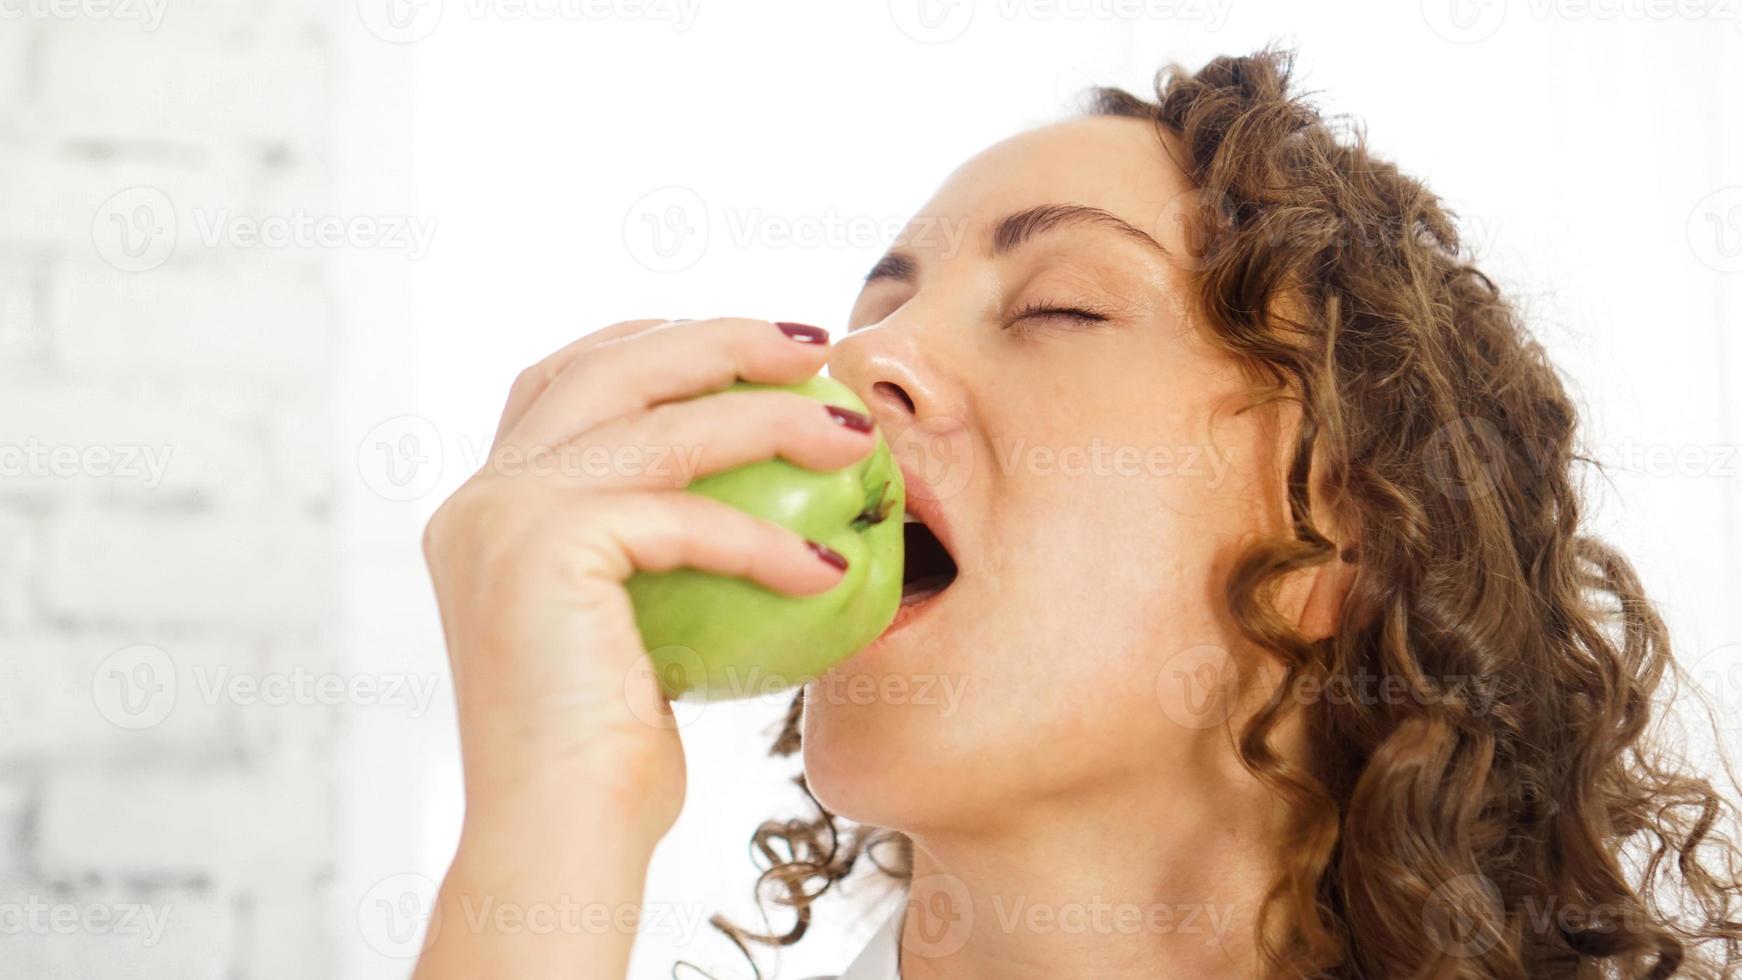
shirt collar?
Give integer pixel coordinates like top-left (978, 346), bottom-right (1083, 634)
top-left (836, 904), bottom-right (902, 980)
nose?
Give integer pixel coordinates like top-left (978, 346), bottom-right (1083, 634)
top-left (829, 315), bottom-right (976, 509)
top-left (827, 323), bottom-right (937, 436)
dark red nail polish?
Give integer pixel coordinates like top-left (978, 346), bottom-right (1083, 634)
top-left (826, 405), bottom-right (873, 433)
top-left (776, 321), bottom-right (829, 344)
top-left (807, 540), bottom-right (849, 571)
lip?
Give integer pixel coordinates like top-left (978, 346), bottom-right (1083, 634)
top-left (873, 460), bottom-right (959, 645)
top-left (877, 579), bottom-right (949, 642)
top-left (896, 465), bottom-right (957, 565)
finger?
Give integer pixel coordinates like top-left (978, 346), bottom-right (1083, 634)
top-left (522, 391), bottom-right (876, 491)
top-left (492, 318), bottom-right (674, 448)
top-left (505, 317), bottom-right (831, 450)
top-left (582, 491), bottom-right (849, 597)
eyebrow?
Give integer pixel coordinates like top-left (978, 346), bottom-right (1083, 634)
top-left (862, 203), bottom-right (1170, 283)
top-left (992, 203), bottom-right (1171, 260)
top-left (863, 251), bottom-right (917, 283)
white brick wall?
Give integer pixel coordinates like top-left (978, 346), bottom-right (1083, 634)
top-left (0, 4), bottom-right (353, 976)
top-left (40, 510), bottom-right (336, 628)
top-left (6, 7), bottom-right (1737, 980)
top-left (37, 767), bottom-right (332, 881)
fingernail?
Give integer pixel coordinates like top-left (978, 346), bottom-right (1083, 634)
top-left (826, 405), bottom-right (873, 433)
top-left (807, 540), bottom-right (849, 571)
top-left (776, 321), bottom-right (829, 344)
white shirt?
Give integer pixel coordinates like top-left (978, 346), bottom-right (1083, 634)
top-left (808, 907), bottom-right (902, 980)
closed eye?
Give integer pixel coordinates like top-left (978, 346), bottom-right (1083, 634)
top-left (1008, 302), bottom-right (1111, 326)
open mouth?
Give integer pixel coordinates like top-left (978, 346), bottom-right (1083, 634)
top-left (901, 515), bottom-right (958, 606)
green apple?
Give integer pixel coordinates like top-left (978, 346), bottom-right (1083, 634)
top-left (627, 375), bottom-right (905, 701)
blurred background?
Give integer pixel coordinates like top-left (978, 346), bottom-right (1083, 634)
top-left (1, 0), bottom-right (1739, 977)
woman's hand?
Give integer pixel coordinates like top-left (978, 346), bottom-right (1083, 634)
top-left (413, 317), bottom-right (875, 979)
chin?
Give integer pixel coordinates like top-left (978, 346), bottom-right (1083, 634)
top-left (800, 654), bottom-right (988, 831)
top-left (799, 508), bottom-right (979, 826)
top-left (802, 676), bottom-right (930, 829)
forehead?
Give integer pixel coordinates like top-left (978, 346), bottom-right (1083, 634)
top-left (903, 114), bottom-right (1196, 253)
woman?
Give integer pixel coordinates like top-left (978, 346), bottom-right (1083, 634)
top-left (412, 49), bottom-right (1742, 978)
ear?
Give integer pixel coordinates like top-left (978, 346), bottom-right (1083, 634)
top-left (1249, 394), bottom-right (1359, 643)
top-left (1268, 536), bottom-right (1356, 644)
top-left (1276, 418), bottom-right (1358, 643)
top-left (1295, 544), bottom-right (1357, 642)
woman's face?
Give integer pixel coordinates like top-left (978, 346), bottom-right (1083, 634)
top-left (804, 115), bottom-right (1310, 834)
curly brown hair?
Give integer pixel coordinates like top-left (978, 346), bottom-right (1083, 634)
top-left (712, 47), bottom-right (1742, 979)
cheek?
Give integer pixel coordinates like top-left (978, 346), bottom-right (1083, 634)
top-left (801, 595), bottom-right (1217, 829)
top-left (988, 457), bottom-right (1240, 646)
top-left (966, 485), bottom-right (1236, 742)
top-left (802, 408), bottom-right (1280, 827)
top-left (802, 483), bottom-right (1245, 827)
